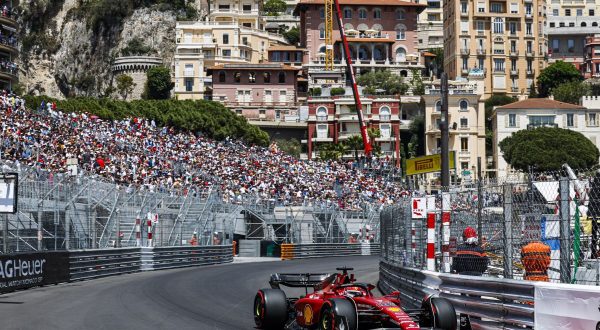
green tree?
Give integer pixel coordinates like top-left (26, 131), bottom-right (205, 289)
top-left (275, 138), bottom-right (301, 158)
top-left (144, 66), bottom-right (173, 100)
top-left (121, 37), bottom-right (153, 56)
top-left (357, 70), bottom-right (408, 95)
top-left (499, 127), bottom-right (599, 172)
top-left (484, 94), bottom-right (515, 157)
top-left (552, 81), bottom-right (590, 105)
top-left (410, 69), bottom-right (425, 96)
top-left (263, 0), bottom-right (287, 16)
top-left (283, 26), bottom-right (299, 45)
top-left (408, 115), bottom-right (424, 157)
top-left (537, 61), bottom-right (582, 97)
top-left (529, 81), bottom-right (538, 98)
top-left (345, 135), bottom-right (363, 161)
top-left (115, 74), bottom-right (136, 100)
top-left (318, 143), bottom-right (346, 161)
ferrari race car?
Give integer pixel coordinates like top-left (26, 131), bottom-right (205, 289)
top-left (254, 267), bottom-right (458, 330)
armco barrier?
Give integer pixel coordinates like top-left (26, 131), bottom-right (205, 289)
top-left (281, 243), bottom-right (380, 260)
top-left (380, 260), bottom-right (536, 329)
top-left (150, 245), bottom-right (233, 270)
top-left (70, 248), bottom-right (142, 281)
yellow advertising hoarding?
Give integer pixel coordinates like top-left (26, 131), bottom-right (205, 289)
top-left (405, 151), bottom-right (456, 176)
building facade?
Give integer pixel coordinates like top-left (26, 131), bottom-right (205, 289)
top-left (304, 88), bottom-right (404, 164)
top-left (0, 1), bottom-right (18, 91)
top-left (422, 80), bottom-right (486, 183)
top-left (583, 34), bottom-right (600, 78)
top-left (492, 98), bottom-right (600, 177)
top-left (294, 0), bottom-right (426, 88)
top-left (443, 0), bottom-right (548, 98)
top-left (417, 0), bottom-right (444, 51)
top-left (112, 56), bottom-right (163, 100)
top-left (208, 63), bottom-right (301, 122)
top-left (173, 0), bottom-right (287, 100)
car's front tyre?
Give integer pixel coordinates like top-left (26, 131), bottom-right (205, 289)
top-left (254, 288), bottom-right (288, 329)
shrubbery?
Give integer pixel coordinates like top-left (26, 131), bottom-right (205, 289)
top-left (23, 95), bottom-right (270, 146)
top-left (330, 87), bottom-right (346, 96)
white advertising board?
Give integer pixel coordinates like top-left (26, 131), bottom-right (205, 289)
top-left (535, 282), bottom-right (600, 329)
top-left (0, 173), bottom-right (17, 214)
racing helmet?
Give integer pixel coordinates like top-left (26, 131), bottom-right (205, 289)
top-left (463, 226), bottom-right (478, 244)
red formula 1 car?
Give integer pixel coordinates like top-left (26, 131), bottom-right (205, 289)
top-left (253, 267), bottom-right (458, 330)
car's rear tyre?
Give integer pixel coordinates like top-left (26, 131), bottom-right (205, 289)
top-left (319, 298), bottom-right (357, 330)
top-left (254, 289), bottom-right (288, 329)
top-left (421, 296), bottom-right (457, 330)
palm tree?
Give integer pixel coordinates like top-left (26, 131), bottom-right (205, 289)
top-left (345, 135), bottom-right (363, 161)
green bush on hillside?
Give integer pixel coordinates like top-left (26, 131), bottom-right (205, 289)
top-left (23, 96), bottom-right (270, 146)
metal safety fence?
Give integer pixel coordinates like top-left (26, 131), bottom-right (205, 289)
top-left (381, 169), bottom-right (600, 285)
top-left (280, 242), bottom-right (380, 260)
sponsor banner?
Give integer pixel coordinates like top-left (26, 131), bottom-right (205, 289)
top-left (535, 282), bottom-right (600, 329)
top-left (405, 151), bottom-right (456, 176)
top-left (0, 251), bottom-right (70, 293)
top-left (411, 197), bottom-right (426, 219)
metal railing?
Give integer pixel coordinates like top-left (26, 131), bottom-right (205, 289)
top-left (280, 242), bottom-right (380, 260)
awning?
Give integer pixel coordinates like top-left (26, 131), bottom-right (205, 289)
top-left (2, 25), bottom-right (16, 33)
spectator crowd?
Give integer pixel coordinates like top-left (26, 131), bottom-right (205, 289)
top-left (0, 94), bottom-right (409, 209)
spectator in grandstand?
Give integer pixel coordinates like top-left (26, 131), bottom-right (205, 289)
top-left (451, 226), bottom-right (488, 276)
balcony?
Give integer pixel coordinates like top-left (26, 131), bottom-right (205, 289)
top-left (477, 30), bottom-right (486, 36)
top-left (526, 69), bottom-right (535, 76)
top-left (511, 87), bottom-right (519, 92)
top-left (510, 68), bottom-right (519, 76)
top-left (509, 50), bottom-right (519, 57)
top-left (461, 68), bottom-right (469, 75)
top-left (494, 67), bottom-right (506, 73)
top-left (493, 49), bottom-right (505, 55)
top-left (460, 48), bottom-right (470, 56)
top-left (460, 10), bottom-right (469, 17)
top-left (526, 50), bottom-right (535, 57)
top-left (525, 12), bottom-right (533, 19)
top-left (477, 49), bottom-right (486, 56)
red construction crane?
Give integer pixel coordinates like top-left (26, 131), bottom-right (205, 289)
top-left (328, 0), bottom-right (373, 158)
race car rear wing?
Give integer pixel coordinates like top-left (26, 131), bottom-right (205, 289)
top-left (269, 273), bottom-right (334, 289)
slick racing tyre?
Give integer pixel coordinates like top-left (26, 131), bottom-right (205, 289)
top-left (421, 296), bottom-right (457, 330)
top-left (319, 298), bottom-right (358, 330)
top-left (254, 289), bottom-right (288, 329)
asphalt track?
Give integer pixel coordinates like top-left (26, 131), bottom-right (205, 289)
top-left (0, 256), bottom-right (380, 330)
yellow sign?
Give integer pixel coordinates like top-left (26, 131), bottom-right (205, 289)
top-left (304, 304), bottom-right (314, 324)
top-left (387, 307), bottom-right (401, 312)
top-left (405, 151), bottom-right (456, 176)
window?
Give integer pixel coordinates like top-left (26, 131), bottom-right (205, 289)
top-left (278, 72), bottom-right (286, 83)
top-left (529, 115), bottom-right (556, 126)
top-left (259, 109), bottom-right (266, 115)
top-left (343, 7), bottom-right (352, 19)
top-left (577, 9), bottom-right (582, 16)
top-left (319, 24), bottom-right (325, 39)
top-left (316, 107), bottom-right (328, 121)
top-left (319, 8), bottom-right (325, 19)
top-left (358, 8), bottom-right (367, 19)
top-left (526, 23), bottom-right (532, 35)
top-left (249, 72), bottom-right (256, 83)
top-left (243, 4), bottom-right (252, 12)
top-left (223, 34), bottom-right (229, 44)
top-left (460, 118), bottom-right (468, 128)
top-left (527, 59), bottom-right (533, 72)
top-left (435, 100), bottom-right (441, 112)
top-left (494, 58), bottom-right (505, 71)
top-left (242, 37), bottom-right (248, 46)
top-left (218, 4), bottom-right (230, 10)
top-left (569, 22), bottom-right (575, 27)
top-left (526, 40), bottom-right (532, 53)
top-left (461, 2), bottom-right (468, 13)
top-left (461, 162), bottom-right (469, 170)
top-left (508, 114), bottom-right (516, 127)
top-left (511, 58), bottom-right (517, 69)
top-left (461, 20), bottom-right (469, 32)
top-left (218, 71), bottom-right (226, 83)
top-left (525, 4), bottom-right (532, 15)
top-left (184, 64), bottom-right (194, 76)
top-left (396, 8), bottom-right (405, 19)
top-left (379, 106), bottom-right (391, 121)
top-left (242, 22), bottom-right (252, 28)
top-left (567, 114), bottom-right (575, 127)
top-left (234, 72), bottom-right (241, 83)
top-left (477, 21), bottom-right (485, 31)
top-left (510, 40), bottom-right (517, 52)
top-left (263, 72), bottom-right (271, 83)
top-left (374, 8), bottom-right (382, 19)
top-left (568, 39), bottom-right (574, 53)
top-left (395, 24), bottom-right (406, 40)
top-left (478, 58), bottom-right (484, 69)
top-left (552, 39), bottom-right (559, 53)
top-left (477, 1), bottom-right (485, 12)
top-left (509, 22), bottom-right (517, 35)
top-left (222, 49), bottom-right (231, 57)
top-left (493, 18), bottom-right (504, 34)
top-left (510, 2), bottom-right (518, 13)
top-left (565, 9), bottom-right (571, 16)
top-left (316, 124), bottom-right (328, 138)
top-left (590, 9), bottom-right (595, 16)
top-left (264, 90), bottom-right (272, 102)
top-left (460, 138), bottom-right (469, 151)
top-left (462, 57), bottom-right (468, 70)
top-left (380, 124), bottom-right (391, 138)
top-left (459, 100), bottom-right (468, 111)
top-left (279, 90), bottom-right (287, 102)
top-left (589, 113), bottom-right (598, 126)
top-left (185, 78), bottom-right (193, 92)
top-left (490, 3), bottom-right (503, 13)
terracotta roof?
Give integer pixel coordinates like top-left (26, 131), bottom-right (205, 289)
top-left (422, 51), bottom-right (436, 57)
top-left (496, 98), bottom-right (586, 110)
top-left (268, 45), bottom-right (306, 51)
top-left (297, 0), bottom-right (425, 6)
top-left (207, 63), bottom-right (300, 71)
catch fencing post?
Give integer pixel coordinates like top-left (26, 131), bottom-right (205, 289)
top-left (441, 192), bottom-right (451, 273)
top-left (427, 212), bottom-right (436, 271)
top-left (135, 214), bottom-right (141, 247)
top-left (503, 184), bottom-right (513, 279)
top-left (147, 217), bottom-right (153, 247)
top-left (559, 177), bottom-right (571, 283)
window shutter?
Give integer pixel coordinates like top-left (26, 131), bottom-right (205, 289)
top-left (505, 114), bottom-right (509, 128)
top-left (563, 114), bottom-right (567, 127)
top-left (516, 114), bottom-right (520, 128)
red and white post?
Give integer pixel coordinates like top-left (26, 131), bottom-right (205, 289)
top-left (135, 215), bottom-right (141, 247)
top-left (441, 211), bottom-right (451, 273)
top-left (426, 212), bottom-right (436, 271)
top-left (147, 213), bottom-right (153, 247)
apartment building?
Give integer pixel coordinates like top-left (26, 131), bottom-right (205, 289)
top-left (0, 1), bottom-right (18, 91)
top-left (294, 0), bottom-right (426, 88)
top-left (417, 0), bottom-right (444, 51)
top-left (443, 0), bottom-right (548, 98)
top-left (492, 98), bottom-right (600, 177)
top-left (304, 87), bottom-right (412, 164)
top-left (422, 80), bottom-right (486, 182)
top-left (547, 0), bottom-right (600, 69)
top-left (207, 63), bottom-right (301, 122)
top-left (583, 34), bottom-right (600, 78)
top-left (173, 0), bottom-right (287, 100)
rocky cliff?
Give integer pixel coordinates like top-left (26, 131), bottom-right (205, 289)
top-left (18, 0), bottom-right (205, 98)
